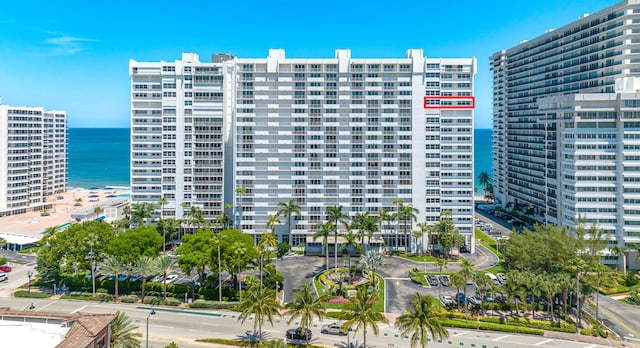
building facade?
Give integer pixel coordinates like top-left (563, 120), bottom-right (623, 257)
top-left (491, 0), bottom-right (640, 267)
top-left (131, 50), bottom-right (476, 252)
top-left (0, 102), bottom-right (67, 217)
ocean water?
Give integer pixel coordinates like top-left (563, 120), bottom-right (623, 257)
top-left (68, 128), bottom-right (130, 188)
top-left (474, 128), bottom-right (493, 193)
top-left (67, 128), bottom-right (493, 191)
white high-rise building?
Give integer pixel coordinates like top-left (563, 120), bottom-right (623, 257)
top-left (0, 102), bottom-right (67, 217)
top-left (491, 0), bottom-right (640, 268)
top-left (130, 50), bottom-right (476, 252)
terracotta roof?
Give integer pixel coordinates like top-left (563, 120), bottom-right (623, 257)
top-left (57, 312), bottom-right (115, 348)
top-left (0, 309), bottom-right (114, 348)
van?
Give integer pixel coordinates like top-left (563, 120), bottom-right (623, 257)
top-left (0, 273), bottom-right (7, 282)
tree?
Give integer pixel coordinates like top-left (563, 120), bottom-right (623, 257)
top-left (277, 198), bottom-right (301, 244)
top-left (477, 171), bottom-right (492, 191)
top-left (474, 274), bottom-right (493, 317)
top-left (134, 255), bottom-right (158, 303)
top-left (394, 199), bottom-right (419, 252)
top-left (395, 293), bottom-right (449, 348)
top-left (340, 286), bottom-right (388, 348)
top-left (359, 251), bottom-right (385, 287)
top-left (450, 273), bottom-right (465, 312)
top-left (110, 311), bottom-right (142, 348)
top-left (257, 232), bottom-right (278, 287)
top-left (313, 222), bottom-right (334, 272)
top-left (157, 196), bottom-right (168, 251)
top-left (326, 205), bottom-right (348, 270)
top-left (414, 222), bottom-right (430, 255)
top-left (93, 206), bottom-right (104, 218)
top-left (434, 258), bottom-right (448, 299)
top-left (502, 278), bottom-right (522, 315)
top-left (176, 229), bottom-right (215, 282)
top-left (341, 228), bottom-right (361, 284)
top-left (155, 218), bottom-right (181, 250)
top-left (155, 255), bottom-right (177, 300)
top-left (526, 274), bottom-right (544, 319)
top-left (284, 283), bottom-right (327, 345)
top-left (266, 214), bottom-right (280, 236)
top-left (378, 208), bottom-right (393, 248)
top-left (237, 282), bottom-right (281, 342)
top-left (236, 186), bottom-right (247, 229)
top-left (131, 202), bottom-right (155, 226)
top-left (435, 211), bottom-right (463, 257)
top-left (74, 197), bottom-right (83, 206)
top-left (542, 274), bottom-right (560, 323)
top-left (210, 229), bottom-right (258, 285)
top-left (233, 242), bottom-right (248, 302)
top-left (107, 225), bottom-right (163, 265)
top-left (100, 255), bottom-right (125, 302)
top-left (610, 245), bottom-right (628, 276)
top-left (459, 259), bottom-right (474, 318)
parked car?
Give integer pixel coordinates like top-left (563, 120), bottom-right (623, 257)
top-left (440, 295), bottom-right (455, 305)
top-left (485, 273), bottom-right (500, 285)
top-left (495, 295), bottom-right (507, 304)
top-left (439, 275), bottom-right (451, 286)
top-left (286, 327), bottom-right (312, 342)
top-left (468, 295), bottom-right (481, 305)
top-left (0, 265), bottom-right (12, 273)
top-left (427, 275), bottom-right (439, 286)
top-left (455, 292), bottom-right (466, 304)
top-left (496, 273), bottom-right (506, 284)
top-left (0, 273), bottom-right (7, 282)
top-left (484, 294), bottom-right (495, 303)
top-left (321, 322), bottom-right (348, 336)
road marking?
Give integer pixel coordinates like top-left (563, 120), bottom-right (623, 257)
top-left (71, 305), bottom-right (88, 314)
top-left (533, 338), bottom-right (553, 346)
top-left (151, 324), bottom-right (175, 329)
top-left (452, 331), bottom-right (469, 337)
top-left (625, 336), bottom-right (640, 342)
top-left (384, 277), bottom-right (408, 280)
top-left (583, 345), bottom-right (598, 348)
top-left (35, 301), bottom-right (56, 311)
top-left (493, 334), bottom-right (510, 341)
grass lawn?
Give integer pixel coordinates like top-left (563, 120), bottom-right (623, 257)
top-left (395, 254), bottom-right (441, 262)
top-left (475, 229), bottom-right (502, 258)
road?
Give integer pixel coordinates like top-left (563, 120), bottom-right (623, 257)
top-left (590, 294), bottom-right (640, 344)
top-left (0, 297), bottom-right (622, 348)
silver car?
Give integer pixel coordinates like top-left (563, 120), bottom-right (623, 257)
top-left (321, 322), bottom-right (348, 336)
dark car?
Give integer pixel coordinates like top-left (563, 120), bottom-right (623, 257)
top-left (286, 327), bottom-right (312, 342)
top-left (0, 265), bottom-right (12, 273)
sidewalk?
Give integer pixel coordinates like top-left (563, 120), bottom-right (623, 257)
top-left (544, 330), bottom-right (639, 348)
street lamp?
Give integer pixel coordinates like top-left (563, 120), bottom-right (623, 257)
top-left (27, 271), bottom-right (33, 293)
top-left (146, 308), bottom-right (156, 348)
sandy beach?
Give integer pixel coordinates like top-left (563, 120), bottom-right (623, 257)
top-left (0, 188), bottom-right (130, 239)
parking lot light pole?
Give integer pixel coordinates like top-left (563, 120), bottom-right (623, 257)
top-left (27, 271), bottom-right (33, 293)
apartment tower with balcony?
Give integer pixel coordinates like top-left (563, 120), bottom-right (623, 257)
top-left (131, 49), bottom-right (476, 252)
top-left (0, 101), bottom-right (67, 217)
top-left (491, 0), bottom-right (640, 268)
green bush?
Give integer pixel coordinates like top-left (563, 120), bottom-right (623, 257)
top-left (188, 300), bottom-right (239, 309)
top-left (163, 298), bottom-right (182, 306)
top-left (479, 316), bottom-right (574, 332)
top-left (61, 294), bottom-right (111, 302)
top-left (441, 319), bottom-right (544, 335)
top-left (0, 257), bottom-right (6, 265)
top-left (143, 297), bottom-right (164, 305)
top-left (197, 337), bottom-right (323, 348)
top-left (96, 288), bottom-right (109, 294)
top-left (119, 296), bottom-right (139, 303)
top-left (14, 291), bottom-right (51, 298)
top-left (327, 312), bottom-right (341, 319)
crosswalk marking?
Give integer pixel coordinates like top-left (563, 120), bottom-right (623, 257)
top-left (533, 338), bottom-right (553, 346)
top-left (493, 334), bottom-right (510, 341)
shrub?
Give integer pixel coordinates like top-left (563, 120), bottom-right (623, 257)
top-left (441, 319), bottom-right (544, 335)
top-left (61, 294), bottom-right (111, 302)
top-left (14, 291), bottom-right (51, 298)
top-left (120, 296), bottom-right (139, 303)
top-left (0, 257), bottom-right (6, 266)
top-left (163, 298), bottom-right (182, 306)
top-left (96, 288), bottom-right (109, 294)
top-left (188, 300), bottom-right (239, 309)
top-left (143, 297), bottom-right (163, 305)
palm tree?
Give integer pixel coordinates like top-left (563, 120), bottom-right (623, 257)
top-left (326, 205), bottom-right (348, 270)
top-left (277, 198), bottom-right (301, 244)
top-left (131, 202), bottom-right (156, 226)
top-left (527, 274), bottom-right (544, 319)
top-left (341, 228), bottom-right (361, 285)
top-left (235, 186), bottom-right (247, 229)
top-left (450, 273), bottom-right (465, 312)
top-left (434, 258), bottom-right (448, 299)
top-left (266, 214), bottom-right (280, 235)
top-left (459, 259), bottom-right (474, 318)
top-left (313, 222), bottom-right (333, 272)
top-left (395, 199), bottom-right (419, 253)
top-left (395, 293), bottom-right (449, 348)
top-left (258, 232), bottom-right (278, 286)
top-left (93, 206), bottom-right (104, 218)
top-left (237, 282), bottom-right (281, 342)
top-left (474, 274), bottom-right (493, 317)
top-left (477, 171), bottom-right (491, 192)
top-left (502, 279), bottom-right (521, 315)
top-left (340, 286), bottom-right (388, 348)
top-left (359, 251), bottom-right (385, 288)
top-left (110, 311), bottom-right (142, 348)
top-left (233, 242), bottom-right (248, 302)
top-left (74, 197), bottom-right (83, 206)
top-left (100, 255), bottom-right (125, 302)
top-left (378, 208), bottom-right (393, 248)
top-left (542, 274), bottom-right (559, 323)
top-left (610, 245), bottom-right (628, 276)
top-left (157, 196), bottom-right (168, 251)
top-left (284, 283), bottom-right (328, 345)
top-left (414, 222), bottom-right (430, 255)
top-left (155, 255), bottom-right (177, 300)
top-left (555, 272), bottom-right (573, 315)
top-left (134, 256), bottom-right (157, 304)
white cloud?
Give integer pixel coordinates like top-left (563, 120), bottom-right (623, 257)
top-left (39, 32), bottom-right (98, 55)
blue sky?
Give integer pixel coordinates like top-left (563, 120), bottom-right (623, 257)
top-left (0, 0), bottom-right (620, 128)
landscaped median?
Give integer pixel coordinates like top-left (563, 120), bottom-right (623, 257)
top-left (197, 337), bottom-right (330, 347)
top-left (313, 268), bottom-right (385, 314)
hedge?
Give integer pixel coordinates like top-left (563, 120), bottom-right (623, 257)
top-left (188, 300), bottom-right (239, 310)
top-left (14, 291), bottom-right (51, 298)
top-left (197, 337), bottom-right (326, 348)
top-left (61, 294), bottom-right (111, 302)
top-left (479, 316), bottom-right (575, 333)
top-left (441, 319), bottom-right (544, 335)
top-left (0, 257), bottom-right (6, 266)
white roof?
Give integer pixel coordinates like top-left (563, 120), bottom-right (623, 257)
top-left (0, 232), bottom-right (40, 245)
top-left (0, 320), bottom-right (68, 348)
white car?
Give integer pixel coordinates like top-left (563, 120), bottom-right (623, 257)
top-left (0, 273), bottom-right (7, 282)
top-left (440, 295), bottom-right (454, 305)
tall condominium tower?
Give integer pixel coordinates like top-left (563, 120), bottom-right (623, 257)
top-left (0, 102), bottom-right (67, 217)
top-left (491, 0), bottom-right (640, 268)
top-left (130, 50), bottom-right (476, 252)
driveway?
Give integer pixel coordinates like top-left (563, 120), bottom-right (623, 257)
top-left (277, 255), bottom-right (324, 302)
top-left (589, 293), bottom-right (640, 343)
